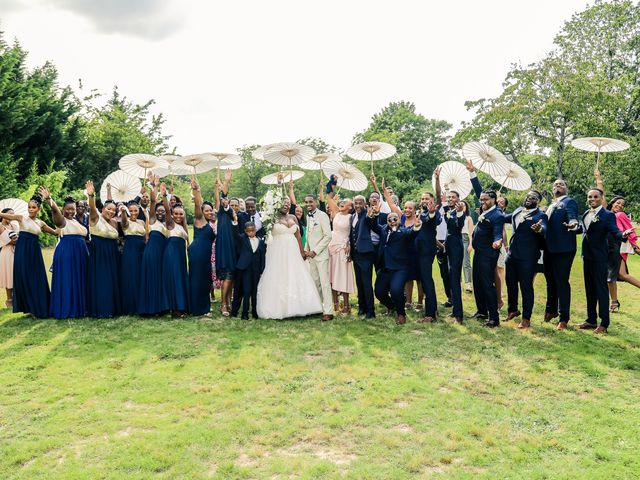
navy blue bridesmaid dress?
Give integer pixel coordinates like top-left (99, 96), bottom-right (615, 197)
top-left (188, 222), bottom-right (215, 315)
top-left (215, 206), bottom-right (236, 277)
top-left (120, 221), bottom-right (146, 315)
top-left (86, 217), bottom-right (121, 318)
top-left (12, 217), bottom-right (50, 318)
top-left (50, 219), bottom-right (89, 319)
top-left (138, 221), bottom-right (168, 315)
top-left (162, 225), bottom-right (190, 313)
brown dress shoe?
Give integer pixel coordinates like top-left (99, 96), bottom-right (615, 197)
top-left (418, 316), bottom-right (435, 323)
top-left (517, 318), bottom-right (530, 329)
top-left (578, 321), bottom-right (597, 330)
top-left (506, 311), bottom-right (521, 321)
top-left (396, 315), bottom-right (407, 325)
top-left (556, 321), bottom-right (568, 331)
top-left (593, 326), bottom-right (608, 334)
top-left (321, 314), bottom-right (334, 322)
top-left (544, 312), bottom-right (559, 322)
top-left (454, 317), bottom-right (463, 325)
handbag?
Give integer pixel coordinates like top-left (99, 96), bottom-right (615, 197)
top-left (620, 242), bottom-right (635, 254)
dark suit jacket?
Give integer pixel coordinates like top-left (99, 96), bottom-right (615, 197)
top-left (504, 207), bottom-right (547, 262)
top-left (545, 196), bottom-right (579, 254)
top-left (442, 205), bottom-right (466, 238)
top-left (580, 207), bottom-right (624, 262)
top-left (472, 207), bottom-right (504, 253)
top-left (414, 210), bottom-right (442, 255)
top-left (234, 228), bottom-right (266, 272)
top-left (349, 209), bottom-right (388, 254)
top-left (367, 216), bottom-right (418, 271)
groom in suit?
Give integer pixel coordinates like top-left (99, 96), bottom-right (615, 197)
top-left (577, 188), bottom-right (629, 334)
top-left (304, 194), bottom-right (334, 321)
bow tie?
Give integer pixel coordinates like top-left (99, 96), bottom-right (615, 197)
top-left (308, 211), bottom-right (316, 218)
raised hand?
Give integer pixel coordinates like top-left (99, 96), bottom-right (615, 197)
top-left (414, 216), bottom-right (422, 229)
top-left (224, 169), bottom-right (232, 182)
top-left (531, 219), bottom-right (543, 233)
top-left (160, 183), bottom-right (167, 196)
top-left (465, 159), bottom-right (474, 172)
top-left (434, 166), bottom-right (441, 178)
top-left (39, 186), bottom-right (51, 200)
top-left (455, 201), bottom-right (464, 212)
top-left (86, 180), bottom-right (95, 196)
top-left (426, 199), bottom-right (436, 214)
top-left (191, 178), bottom-right (200, 191)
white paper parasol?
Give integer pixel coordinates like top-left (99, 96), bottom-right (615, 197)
top-left (493, 163), bottom-right (532, 191)
top-left (299, 152), bottom-right (342, 170)
top-left (264, 143), bottom-right (316, 174)
top-left (260, 170), bottom-right (305, 185)
top-left (323, 160), bottom-right (368, 192)
top-left (207, 152), bottom-right (243, 177)
top-left (152, 155), bottom-right (191, 178)
top-left (0, 198), bottom-right (28, 217)
top-left (346, 141), bottom-right (396, 175)
top-left (252, 143), bottom-right (282, 161)
top-left (99, 170), bottom-right (141, 203)
top-left (431, 161), bottom-right (473, 199)
top-left (182, 153), bottom-right (218, 176)
top-left (462, 142), bottom-right (510, 177)
top-left (571, 137), bottom-right (630, 169)
top-left (119, 153), bottom-right (166, 180)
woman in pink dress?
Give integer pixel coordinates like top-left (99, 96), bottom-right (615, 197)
top-left (326, 195), bottom-right (355, 315)
top-left (606, 195), bottom-right (640, 312)
top-left (209, 212), bottom-right (221, 303)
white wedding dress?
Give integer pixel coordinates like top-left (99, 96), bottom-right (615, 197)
top-left (257, 223), bottom-right (323, 319)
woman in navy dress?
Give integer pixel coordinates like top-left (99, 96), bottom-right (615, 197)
top-left (120, 201), bottom-right (146, 315)
top-left (188, 179), bottom-right (216, 316)
top-left (138, 180), bottom-right (169, 316)
top-left (0, 195), bottom-right (57, 317)
top-left (159, 183), bottom-right (190, 316)
top-left (215, 170), bottom-right (237, 316)
top-left (84, 181), bottom-right (122, 318)
top-left (40, 188), bottom-right (89, 319)
top-left (399, 201), bottom-right (424, 311)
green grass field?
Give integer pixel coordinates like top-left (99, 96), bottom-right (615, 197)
top-left (1, 248), bottom-right (639, 479)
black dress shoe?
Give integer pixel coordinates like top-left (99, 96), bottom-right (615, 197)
top-left (241, 315), bottom-right (249, 320)
top-left (364, 314), bottom-right (375, 319)
top-left (472, 312), bottom-right (488, 320)
top-left (483, 320), bottom-right (500, 328)
top-left (442, 301), bottom-right (453, 308)
top-left (358, 310), bottom-right (366, 316)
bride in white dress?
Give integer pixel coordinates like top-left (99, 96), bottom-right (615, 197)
top-left (257, 199), bottom-right (323, 319)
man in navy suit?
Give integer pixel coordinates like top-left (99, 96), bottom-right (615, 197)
top-left (231, 221), bottom-right (266, 320)
top-left (577, 189), bottom-right (630, 334)
top-left (543, 179), bottom-right (580, 330)
top-left (414, 193), bottom-right (442, 323)
top-left (503, 191), bottom-right (548, 329)
top-left (349, 195), bottom-right (387, 319)
top-left (466, 160), bottom-right (505, 327)
top-left (366, 206), bottom-right (421, 325)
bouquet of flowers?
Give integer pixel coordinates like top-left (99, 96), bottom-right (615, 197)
top-left (260, 188), bottom-right (286, 237)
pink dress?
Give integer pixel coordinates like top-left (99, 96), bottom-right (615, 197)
top-left (328, 213), bottom-right (355, 294)
top-left (210, 221), bottom-right (221, 288)
top-left (615, 212), bottom-right (638, 262)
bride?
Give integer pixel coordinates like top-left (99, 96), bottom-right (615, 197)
top-left (257, 197), bottom-right (323, 319)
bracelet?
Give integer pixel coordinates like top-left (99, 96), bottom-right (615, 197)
top-left (88, 194), bottom-right (95, 198)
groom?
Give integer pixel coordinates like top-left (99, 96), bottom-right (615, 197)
top-left (304, 194), bottom-right (334, 321)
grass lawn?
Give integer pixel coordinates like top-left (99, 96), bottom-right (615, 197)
top-left (1, 247), bottom-right (640, 479)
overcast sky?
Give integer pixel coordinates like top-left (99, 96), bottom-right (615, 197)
top-left (1, 0), bottom-right (594, 154)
